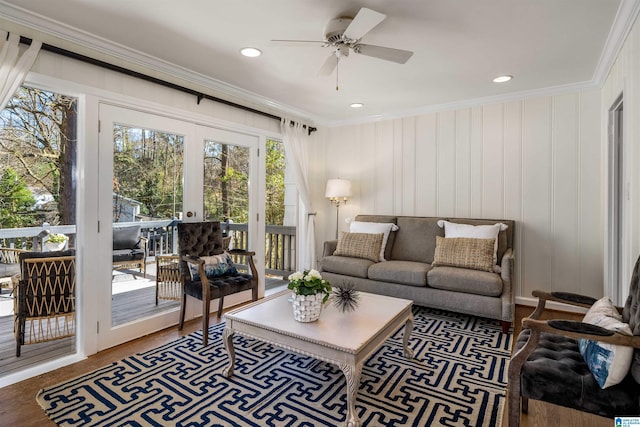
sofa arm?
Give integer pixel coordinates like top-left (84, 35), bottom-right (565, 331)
top-left (323, 240), bottom-right (338, 257)
top-left (500, 248), bottom-right (514, 283)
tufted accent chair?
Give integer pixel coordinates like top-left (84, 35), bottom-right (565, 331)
top-left (508, 255), bottom-right (640, 426)
top-left (177, 221), bottom-right (258, 346)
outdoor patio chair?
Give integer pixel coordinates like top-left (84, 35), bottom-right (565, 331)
top-left (177, 221), bottom-right (258, 346)
top-left (15, 250), bottom-right (76, 357)
top-left (112, 225), bottom-right (148, 278)
top-left (508, 254), bottom-right (640, 426)
top-left (0, 247), bottom-right (25, 290)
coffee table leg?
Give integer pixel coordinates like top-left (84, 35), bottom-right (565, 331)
top-left (339, 362), bottom-right (362, 427)
top-left (403, 314), bottom-right (414, 359)
top-left (221, 327), bottom-right (235, 378)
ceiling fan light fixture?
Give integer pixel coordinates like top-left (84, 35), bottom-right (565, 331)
top-left (493, 75), bottom-right (513, 83)
top-left (240, 47), bottom-right (262, 57)
top-left (350, 103), bottom-right (364, 108)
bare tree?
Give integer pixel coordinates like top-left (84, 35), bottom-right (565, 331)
top-left (0, 87), bottom-right (77, 225)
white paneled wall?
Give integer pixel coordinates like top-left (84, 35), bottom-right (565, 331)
top-left (321, 91), bottom-right (603, 301)
top-left (602, 10), bottom-right (640, 303)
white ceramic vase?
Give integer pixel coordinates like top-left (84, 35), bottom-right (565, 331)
top-left (291, 292), bottom-right (324, 322)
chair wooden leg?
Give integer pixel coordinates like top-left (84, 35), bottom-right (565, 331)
top-left (202, 297), bottom-right (211, 347)
top-left (178, 293), bottom-right (187, 330)
top-left (217, 297), bottom-right (224, 318)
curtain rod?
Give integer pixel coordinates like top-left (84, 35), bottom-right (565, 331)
top-left (18, 35), bottom-right (317, 134)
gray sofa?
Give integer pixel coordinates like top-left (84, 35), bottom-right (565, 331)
top-left (320, 214), bottom-right (515, 332)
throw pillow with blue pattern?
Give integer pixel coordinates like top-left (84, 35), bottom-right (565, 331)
top-left (188, 252), bottom-right (237, 281)
top-left (578, 296), bottom-right (633, 388)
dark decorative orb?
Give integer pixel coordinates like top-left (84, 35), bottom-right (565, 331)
top-left (332, 284), bottom-right (360, 313)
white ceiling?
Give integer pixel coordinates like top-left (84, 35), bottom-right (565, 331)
top-left (0, 0), bottom-right (632, 126)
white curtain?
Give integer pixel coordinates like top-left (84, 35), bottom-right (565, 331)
top-left (280, 118), bottom-right (316, 271)
top-left (0, 31), bottom-right (41, 111)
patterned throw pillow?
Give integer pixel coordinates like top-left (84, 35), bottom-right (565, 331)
top-left (431, 236), bottom-right (495, 272)
top-left (333, 232), bottom-right (384, 263)
top-left (578, 296), bottom-right (633, 388)
top-left (188, 252), bottom-right (237, 281)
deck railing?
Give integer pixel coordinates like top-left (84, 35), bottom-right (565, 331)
top-left (0, 221), bottom-right (296, 278)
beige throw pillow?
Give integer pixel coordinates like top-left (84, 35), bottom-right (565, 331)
top-left (334, 232), bottom-right (384, 263)
top-left (432, 236), bottom-right (495, 272)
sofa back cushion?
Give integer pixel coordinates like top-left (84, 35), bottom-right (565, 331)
top-left (113, 225), bottom-right (141, 250)
top-left (391, 217), bottom-right (444, 263)
top-left (354, 215), bottom-right (398, 261)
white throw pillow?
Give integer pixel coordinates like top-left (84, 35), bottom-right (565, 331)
top-left (349, 221), bottom-right (399, 262)
top-left (578, 296), bottom-right (633, 388)
top-left (437, 220), bottom-right (508, 266)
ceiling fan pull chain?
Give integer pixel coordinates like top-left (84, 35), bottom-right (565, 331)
top-left (336, 55), bottom-right (339, 91)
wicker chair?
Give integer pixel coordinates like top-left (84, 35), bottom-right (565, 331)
top-left (508, 255), bottom-right (640, 426)
top-left (177, 221), bottom-right (258, 346)
top-left (15, 250), bottom-right (76, 357)
top-left (0, 247), bottom-right (25, 288)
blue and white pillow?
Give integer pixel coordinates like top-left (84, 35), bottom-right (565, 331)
top-left (188, 252), bottom-right (237, 281)
top-left (578, 296), bottom-right (633, 388)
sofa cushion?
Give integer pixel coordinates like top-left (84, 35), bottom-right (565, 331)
top-left (354, 215), bottom-right (398, 260)
top-left (349, 221), bottom-right (398, 262)
top-left (438, 220), bottom-right (507, 266)
top-left (578, 297), bottom-right (633, 388)
top-left (112, 248), bottom-right (145, 262)
top-left (368, 260), bottom-right (430, 286)
top-left (432, 236), bottom-right (495, 272)
top-left (188, 252), bottom-right (238, 281)
top-left (320, 255), bottom-right (375, 279)
top-left (427, 266), bottom-right (503, 297)
top-left (447, 218), bottom-right (513, 263)
top-left (113, 225), bottom-right (141, 250)
top-left (391, 217), bottom-right (444, 263)
top-left (0, 263), bottom-right (20, 277)
top-left (334, 232), bottom-right (384, 263)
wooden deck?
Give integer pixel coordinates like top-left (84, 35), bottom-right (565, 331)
top-left (0, 264), bottom-right (287, 379)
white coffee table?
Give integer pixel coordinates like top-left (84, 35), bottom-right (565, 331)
top-left (221, 290), bottom-right (414, 427)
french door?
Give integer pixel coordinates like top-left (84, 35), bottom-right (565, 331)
top-left (97, 104), bottom-right (263, 350)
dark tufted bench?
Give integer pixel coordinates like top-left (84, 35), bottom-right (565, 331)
top-left (177, 221), bottom-right (258, 346)
top-left (508, 256), bottom-right (640, 426)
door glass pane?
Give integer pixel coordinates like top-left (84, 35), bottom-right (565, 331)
top-left (0, 87), bottom-right (77, 376)
top-left (203, 141), bottom-right (249, 264)
top-left (112, 125), bottom-right (183, 326)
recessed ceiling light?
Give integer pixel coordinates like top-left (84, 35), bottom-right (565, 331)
top-left (493, 75), bottom-right (513, 83)
top-left (240, 47), bottom-right (262, 58)
top-left (350, 103), bottom-right (364, 108)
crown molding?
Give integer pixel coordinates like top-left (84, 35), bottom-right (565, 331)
top-left (0, 1), bottom-right (318, 126)
top-left (325, 80), bottom-right (599, 127)
top-left (592, 0), bottom-right (640, 86)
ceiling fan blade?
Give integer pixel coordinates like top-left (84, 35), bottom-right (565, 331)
top-left (270, 39), bottom-right (325, 47)
top-left (353, 44), bottom-right (414, 64)
top-left (343, 7), bottom-right (386, 41)
top-left (318, 53), bottom-right (338, 76)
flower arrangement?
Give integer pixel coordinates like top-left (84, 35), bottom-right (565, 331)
top-left (48, 233), bottom-right (67, 243)
top-left (287, 269), bottom-right (332, 303)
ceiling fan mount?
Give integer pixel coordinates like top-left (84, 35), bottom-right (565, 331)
top-left (271, 7), bottom-right (414, 79)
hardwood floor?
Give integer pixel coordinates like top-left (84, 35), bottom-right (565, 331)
top-left (0, 304), bottom-right (613, 427)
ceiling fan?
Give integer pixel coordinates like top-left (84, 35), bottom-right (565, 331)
top-left (271, 7), bottom-right (413, 85)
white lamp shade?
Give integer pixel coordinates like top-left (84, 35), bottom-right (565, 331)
top-left (325, 179), bottom-right (352, 198)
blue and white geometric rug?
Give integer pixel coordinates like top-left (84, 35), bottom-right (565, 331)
top-left (36, 307), bottom-right (512, 426)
